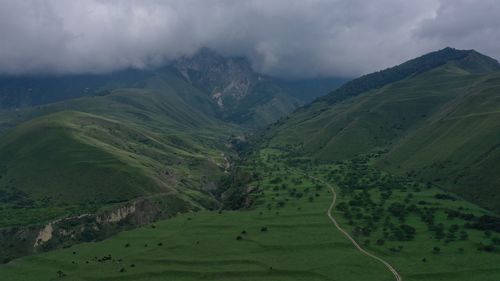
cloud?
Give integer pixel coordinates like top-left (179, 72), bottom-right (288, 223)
top-left (414, 0), bottom-right (500, 58)
top-left (0, 0), bottom-right (498, 78)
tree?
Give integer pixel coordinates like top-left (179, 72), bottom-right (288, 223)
top-left (433, 246), bottom-right (441, 254)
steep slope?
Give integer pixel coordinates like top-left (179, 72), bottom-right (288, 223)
top-left (266, 48), bottom-right (500, 212)
top-left (0, 69), bottom-right (243, 261)
top-left (379, 72), bottom-right (500, 211)
top-left (0, 111), bottom-right (166, 207)
top-left (319, 47), bottom-right (497, 105)
top-left (0, 83), bottom-right (236, 222)
top-left (172, 48), bottom-right (345, 127)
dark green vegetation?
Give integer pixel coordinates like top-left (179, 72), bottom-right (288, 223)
top-left (1, 148), bottom-right (499, 281)
top-left (267, 47), bottom-right (500, 212)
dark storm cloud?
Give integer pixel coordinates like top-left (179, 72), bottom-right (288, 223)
top-left (0, 0), bottom-right (498, 78)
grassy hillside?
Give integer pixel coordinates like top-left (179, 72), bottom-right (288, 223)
top-left (266, 49), bottom-right (500, 212)
top-left (379, 72), bottom-right (500, 211)
top-left (0, 108), bottom-right (230, 228)
top-left (0, 112), bottom-right (162, 207)
top-left (319, 47), bottom-right (499, 105)
top-left (0, 67), bottom-right (245, 230)
top-left (0, 70), bottom-right (245, 262)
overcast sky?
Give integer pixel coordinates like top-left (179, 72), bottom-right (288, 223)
top-left (0, 0), bottom-right (499, 78)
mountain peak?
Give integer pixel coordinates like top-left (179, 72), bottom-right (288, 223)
top-left (430, 47), bottom-right (500, 73)
top-left (320, 47), bottom-right (499, 105)
top-left (172, 48), bottom-right (256, 106)
top-left (454, 49), bottom-right (500, 74)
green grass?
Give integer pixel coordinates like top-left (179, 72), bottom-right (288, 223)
top-left (0, 85), bottom-right (239, 228)
top-left (2, 148), bottom-right (499, 281)
top-left (0, 111), bottom-right (162, 203)
top-left (309, 155), bottom-right (500, 281)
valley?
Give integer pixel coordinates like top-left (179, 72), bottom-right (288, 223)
top-left (0, 47), bottom-right (499, 281)
top-left (1, 148), bottom-right (499, 280)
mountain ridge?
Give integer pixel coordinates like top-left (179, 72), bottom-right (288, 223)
top-left (316, 47), bottom-right (500, 106)
top-left (265, 47), bottom-right (500, 212)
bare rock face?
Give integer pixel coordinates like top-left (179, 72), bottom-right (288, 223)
top-left (33, 223), bottom-right (53, 247)
top-left (98, 204), bottom-right (137, 223)
top-left (171, 48), bottom-right (304, 127)
top-left (173, 48), bottom-right (258, 109)
top-left (0, 194), bottom-right (193, 263)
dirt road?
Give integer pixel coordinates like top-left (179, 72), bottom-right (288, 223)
top-left (311, 175), bottom-right (403, 281)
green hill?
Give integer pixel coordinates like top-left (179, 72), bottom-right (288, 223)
top-left (0, 111), bottom-right (165, 206)
top-left (266, 48), bottom-right (500, 212)
top-left (0, 65), bottom-right (250, 261)
top-left (0, 81), bottom-right (238, 221)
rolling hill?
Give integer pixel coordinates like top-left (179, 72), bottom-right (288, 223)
top-left (266, 47), bottom-right (500, 212)
top-left (0, 70), bottom-right (241, 260)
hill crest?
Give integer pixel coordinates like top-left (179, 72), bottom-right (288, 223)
top-left (319, 47), bottom-right (500, 105)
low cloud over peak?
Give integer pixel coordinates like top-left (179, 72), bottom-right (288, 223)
top-left (0, 0), bottom-right (499, 78)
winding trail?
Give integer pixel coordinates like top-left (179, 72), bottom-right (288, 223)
top-left (310, 175), bottom-right (403, 281)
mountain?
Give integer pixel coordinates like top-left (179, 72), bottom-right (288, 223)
top-left (0, 48), bottom-right (346, 128)
top-left (266, 47), bottom-right (500, 212)
top-left (318, 47), bottom-right (499, 105)
top-left (172, 48), bottom-right (346, 127)
top-left (0, 70), bottom-right (154, 109)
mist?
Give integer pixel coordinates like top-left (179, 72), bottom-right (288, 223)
top-left (0, 0), bottom-right (499, 78)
